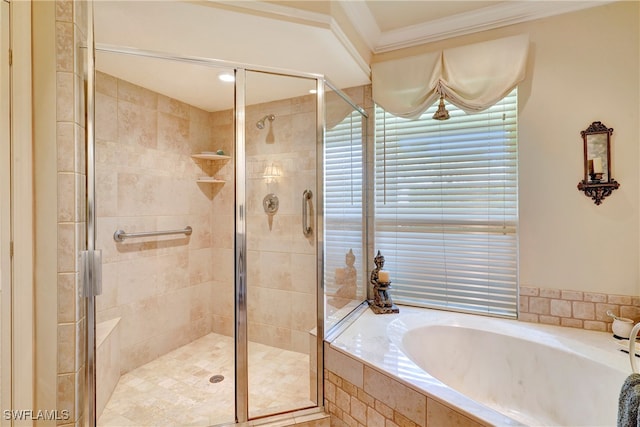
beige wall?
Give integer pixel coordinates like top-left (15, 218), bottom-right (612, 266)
top-left (94, 71), bottom-right (235, 373)
top-left (93, 69), bottom-right (322, 366)
top-left (209, 90), bottom-right (320, 354)
top-left (373, 2), bottom-right (640, 297)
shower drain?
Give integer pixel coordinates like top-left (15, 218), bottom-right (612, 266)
top-left (209, 374), bottom-right (225, 384)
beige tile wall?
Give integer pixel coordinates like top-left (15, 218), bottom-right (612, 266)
top-left (324, 344), bottom-right (487, 427)
top-left (208, 92), bottom-right (320, 354)
top-left (519, 285), bottom-right (640, 332)
top-left (208, 109), bottom-right (235, 337)
top-left (94, 71), bottom-right (233, 373)
top-left (55, 1), bottom-right (87, 425)
top-left (245, 95), bottom-right (318, 354)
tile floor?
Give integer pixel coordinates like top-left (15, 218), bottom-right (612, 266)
top-left (98, 333), bottom-right (314, 426)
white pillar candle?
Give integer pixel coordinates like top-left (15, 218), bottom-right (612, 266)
top-left (593, 157), bottom-right (603, 174)
top-left (378, 270), bottom-right (390, 282)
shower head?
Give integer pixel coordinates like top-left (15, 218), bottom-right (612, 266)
top-left (256, 114), bottom-right (275, 129)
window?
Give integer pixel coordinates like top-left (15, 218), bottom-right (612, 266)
top-left (374, 89), bottom-right (518, 317)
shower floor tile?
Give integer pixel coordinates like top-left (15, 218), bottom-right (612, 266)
top-left (98, 333), bottom-right (313, 427)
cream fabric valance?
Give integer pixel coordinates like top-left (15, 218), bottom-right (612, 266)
top-left (372, 34), bottom-right (529, 119)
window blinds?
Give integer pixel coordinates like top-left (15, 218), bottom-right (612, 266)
top-left (324, 111), bottom-right (365, 297)
top-left (374, 89), bottom-right (518, 317)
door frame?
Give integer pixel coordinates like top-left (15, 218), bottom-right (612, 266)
top-left (0, 0), bottom-right (11, 421)
top-left (4, 0), bottom-right (35, 423)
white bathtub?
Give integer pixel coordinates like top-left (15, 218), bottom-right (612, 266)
top-left (330, 306), bottom-right (631, 426)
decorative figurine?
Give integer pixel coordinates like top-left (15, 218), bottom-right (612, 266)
top-left (369, 250), bottom-right (399, 314)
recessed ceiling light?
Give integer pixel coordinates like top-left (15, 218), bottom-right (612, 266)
top-left (218, 73), bottom-right (235, 83)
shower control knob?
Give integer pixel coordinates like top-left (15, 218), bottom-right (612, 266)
top-left (263, 193), bottom-right (279, 215)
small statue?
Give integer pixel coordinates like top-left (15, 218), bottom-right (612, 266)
top-left (369, 250), bottom-right (399, 314)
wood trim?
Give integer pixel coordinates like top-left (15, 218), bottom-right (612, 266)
top-left (9, 0), bottom-right (34, 423)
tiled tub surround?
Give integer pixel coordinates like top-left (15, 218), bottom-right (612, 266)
top-left (519, 286), bottom-right (640, 332)
top-left (325, 306), bottom-right (629, 426)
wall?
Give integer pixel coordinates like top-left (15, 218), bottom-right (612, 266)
top-left (94, 71), bottom-right (233, 373)
top-left (372, 2), bottom-right (640, 300)
top-left (32, 0), bottom-right (89, 425)
top-left (209, 90), bottom-right (320, 354)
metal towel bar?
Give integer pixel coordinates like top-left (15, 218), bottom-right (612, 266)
top-left (113, 226), bottom-right (193, 242)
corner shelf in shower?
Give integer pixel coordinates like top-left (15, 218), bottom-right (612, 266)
top-left (192, 153), bottom-right (231, 184)
top-left (191, 153), bottom-right (232, 161)
top-left (196, 177), bottom-right (225, 184)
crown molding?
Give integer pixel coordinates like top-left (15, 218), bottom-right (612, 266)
top-left (214, 0), bottom-right (333, 27)
top-left (337, 0), bottom-right (381, 52)
top-left (213, 0), bottom-right (370, 77)
top-left (374, 1), bottom-right (617, 53)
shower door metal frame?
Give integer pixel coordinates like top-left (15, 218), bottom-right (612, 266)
top-left (234, 68), bottom-right (249, 422)
top-left (83, 39), bottom-right (355, 427)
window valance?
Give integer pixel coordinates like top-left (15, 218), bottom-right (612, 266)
top-left (372, 34), bottom-right (529, 119)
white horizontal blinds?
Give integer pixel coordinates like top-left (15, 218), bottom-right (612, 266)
top-left (325, 111), bottom-right (364, 296)
top-left (375, 89), bottom-right (518, 317)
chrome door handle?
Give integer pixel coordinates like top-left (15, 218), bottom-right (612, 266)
top-left (302, 189), bottom-right (313, 237)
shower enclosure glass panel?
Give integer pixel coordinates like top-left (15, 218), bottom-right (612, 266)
top-left (244, 70), bottom-right (319, 418)
top-left (324, 86), bottom-right (367, 333)
top-left (93, 51), bottom-right (236, 426)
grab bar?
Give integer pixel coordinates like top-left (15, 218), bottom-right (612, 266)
top-left (302, 189), bottom-right (313, 237)
top-left (113, 226), bottom-right (193, 242)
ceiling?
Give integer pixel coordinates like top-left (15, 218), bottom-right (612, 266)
top-left (94, 0), bottom-right (613, 112)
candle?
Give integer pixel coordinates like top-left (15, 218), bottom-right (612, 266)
top-left (378, 270), bottom-right (390, 283)
top-left (592, 157), bottom-right (603, 174)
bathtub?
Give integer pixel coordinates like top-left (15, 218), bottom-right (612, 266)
top-left (330, 306), bottom-right (631, 426)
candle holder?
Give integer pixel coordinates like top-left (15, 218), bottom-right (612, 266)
top-left (369, 250), bottom-right (399, 314)
top-left (589, 172), bottom-right (603, 183)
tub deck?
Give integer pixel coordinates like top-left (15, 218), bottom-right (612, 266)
top-left (327, 305), bottom-right (630, 426)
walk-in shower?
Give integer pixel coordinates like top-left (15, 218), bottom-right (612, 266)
top-left (84, 3), bottom-right (368, 424)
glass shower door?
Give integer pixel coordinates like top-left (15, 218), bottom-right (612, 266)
top-left (244, 70), bottom-right (319, 419)
top-left (93, 49), bottom-right (237, 426)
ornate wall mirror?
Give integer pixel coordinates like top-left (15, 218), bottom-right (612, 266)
top-left (577, 121), bottom-right (620, 205)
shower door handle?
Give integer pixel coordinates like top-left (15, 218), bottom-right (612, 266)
top-left (302, 189), bottom-right (313, 237)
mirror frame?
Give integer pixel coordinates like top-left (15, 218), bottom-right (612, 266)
top-left (577, 121), bottom-right (620, 205)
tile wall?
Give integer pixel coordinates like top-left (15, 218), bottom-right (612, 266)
top-left (519, 285), bottom-right (640, 332)
top-left (324, 345), bottom-right (486, 427)
top-left (209, 92), bottom-right (320, 354)
top-left (93, 70), bottom-right (331, 371)
top-left (94, 71), bottom-right (233, 373)
top-left (55, 0), bottom-right (88, 425)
